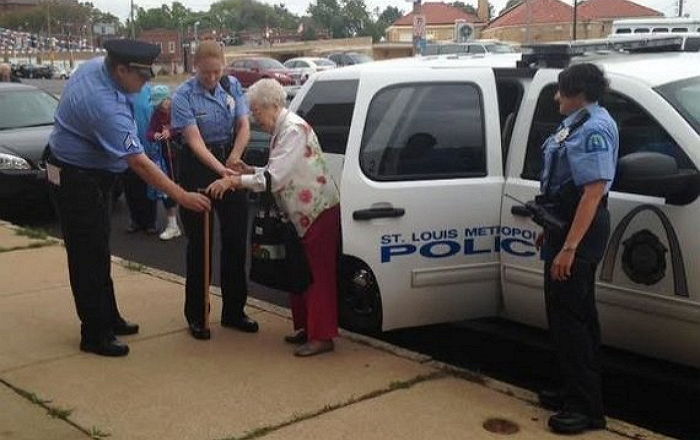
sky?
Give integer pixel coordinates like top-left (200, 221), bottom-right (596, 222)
top-left (93, 0), bottom-right (699, 22)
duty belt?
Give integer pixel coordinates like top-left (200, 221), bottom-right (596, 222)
top-left (47, 150), bottom-right (117, 181)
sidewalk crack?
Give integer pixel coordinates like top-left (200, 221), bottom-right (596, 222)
top-left (0, 377), bottom-right (109, 439)
top-left (217, 371), bottom-right (446, 440)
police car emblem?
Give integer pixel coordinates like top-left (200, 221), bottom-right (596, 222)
top-left (586, 132), bottom-right (608, 152)
top-left (554, 126), bottom-right (570, 143)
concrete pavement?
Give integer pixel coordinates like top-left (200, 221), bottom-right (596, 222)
top-left (0, 221), bottom-right (672, 440)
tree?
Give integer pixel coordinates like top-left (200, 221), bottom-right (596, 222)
top-left (307, 0), bottom-right (347, 38)
top-left (342, 0), bottom-right (371, 37)
top-left (377, 6), bottom-right (403, 26)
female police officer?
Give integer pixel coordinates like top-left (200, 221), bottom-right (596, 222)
top-left (171, 40), bottom-right (257, 340)
top-left (47, 40), bottom-right (210, 357)
top-left (536, 63), bottom-right (618, 434)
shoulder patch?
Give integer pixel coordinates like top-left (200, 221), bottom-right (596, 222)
top-left (123, 133), bottom-right (137, 151)
top-left (585, 132), bottom-right (608, 153)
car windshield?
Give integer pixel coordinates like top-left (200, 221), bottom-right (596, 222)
top-left (349, 53), bottom-right (372, 63)
top-left (313, 58), bottom-right (336, 66)
top-left (258, 59), bottom-right (286, 70)
top-left (656, 76), bottom-right (700, 135)
top-left (0, 89), bottom-right (57, 130)
top-left (484, 43), bottom-right (515, 53)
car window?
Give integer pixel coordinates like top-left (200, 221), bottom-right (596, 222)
top-left (297, 60), bottom-right (309, 68)
top-left (314, 58), bottom-right (335, 66)
top-left (652, 27), bottom-right (669, 33)
top-left (521, 84), bottom-right (695, 196)
top-left (258, 58), bottom-right (285, 70)
top-left (657, 76), bottom-right (700, 135)
top-left (0, 90), bottom-right (57, 130)
top-left (360, 83), bottom-right (486, 181)
top-left (686, 37), bottom-right (700, 52)
top-left (468, 44), bottom-right (486, 54)
top-left (296, 79), bottom-right (358, 155)
top-left (616, 28), bottom-right (632, 34)
top-left (284, 60), bottom-right (296, 68)
top-left (672, 27), bottom-right (688, 33)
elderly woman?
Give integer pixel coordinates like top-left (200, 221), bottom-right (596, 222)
top-left (208, 79), bottom-right (340, 357)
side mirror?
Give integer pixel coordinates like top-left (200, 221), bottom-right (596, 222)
top-left (616, 152), bottom-right (700, 205)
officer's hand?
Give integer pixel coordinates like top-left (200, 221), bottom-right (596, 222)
top-left (162, 128), bottom-right (171, 140)
top-left (179, 192), bottom-right (211, 212)
top-left (227, 158), bottom-right (253, 175)
top-left (551, 249), bottom-right (575, 281)
top-left (535, 233), bottom-right (544, 251)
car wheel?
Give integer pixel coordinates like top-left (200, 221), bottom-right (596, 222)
top-left (338, 256), bottom-right (382, 334)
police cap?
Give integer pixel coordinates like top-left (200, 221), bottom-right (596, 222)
top-left (104, 39), bottom-right (160, 78)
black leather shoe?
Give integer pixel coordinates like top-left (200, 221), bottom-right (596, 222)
top-left (188, 323), bottom-right (211, 340)
top-left (114, 320), bottom-right (139, 336)
top-left (538, 389), bottom-right (563, 411)
top-left (80, 336), bottom-right (129, 357)
top-left (221, 315), bottom-right (259, 333)
top-left (548, 411), bottom-right (606, 434)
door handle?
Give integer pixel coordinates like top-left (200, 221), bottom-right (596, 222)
top-left (511, 205), bottom-right (532, 218)
top-left (353, 207), bottom-right (405, 221)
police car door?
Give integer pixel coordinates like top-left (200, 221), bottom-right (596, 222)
top-left (342, 67), bottom-right (503, 331)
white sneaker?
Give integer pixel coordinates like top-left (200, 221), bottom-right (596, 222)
top-left (159, 224), bottom-right (181, 241)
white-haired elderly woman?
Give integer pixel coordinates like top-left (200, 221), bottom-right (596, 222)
top-left (208, 79), bottom-right (340, 357)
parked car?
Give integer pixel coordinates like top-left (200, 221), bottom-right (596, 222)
top-left (283, 57), bottom-right (336, 84)
top-left (225, 57), bottom-right (295, 88)
top-left (14, 64), bottom-right (53, 79)
top-left (0, 83), bottom-right (57, 212)
top-left (52, 66), bottom-right (70, 80)
top-left (423, 41), bottom-right (518, 56)
top-left (326, 52), bottom-right (373, 67)
top-left (291, 38), bottom-right (700, 369)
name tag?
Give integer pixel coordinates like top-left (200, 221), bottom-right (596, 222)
top-left (46, 163), bottom-right (61, 186)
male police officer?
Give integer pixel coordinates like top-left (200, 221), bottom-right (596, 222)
top-left (47, 40), bottom-right (211, 357)
top-left (535, 63), bottom-right (618, 434)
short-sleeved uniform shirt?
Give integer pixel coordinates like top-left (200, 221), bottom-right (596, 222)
top-left (540, 103), bottom-right (619, 196)
top-left (540, 103), bottom-right (619, 262)
top-left (49, 57), bottom-right (144, 173)
top-left (171, 75), bottom-right (249, 145)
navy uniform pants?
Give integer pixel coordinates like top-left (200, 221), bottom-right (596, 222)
top-left (179, 144), bottom-right (249, 325)
top-left (544, 257), bottom-right (604, 419)
top-left (122, 168), bottom-right (156, 230)
top-left (48, 154), bottom-right (125, 342)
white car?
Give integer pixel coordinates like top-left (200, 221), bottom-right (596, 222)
top-left (283, 57), bottom-right (336, 84)
top-left (289, 38), bottom-right (700, 369)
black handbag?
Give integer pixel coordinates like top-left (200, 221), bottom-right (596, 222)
top-left (249, 171), bottom-right (313, 294)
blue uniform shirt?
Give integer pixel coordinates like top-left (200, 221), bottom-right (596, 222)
top-left (49, 57), bottom-right (144, 173)
top-left (171, 75), bottom-right (249, 145)
top-left (540, 103), bottom-right (619, 195)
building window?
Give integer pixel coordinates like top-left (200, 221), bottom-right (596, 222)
top-left (169, 41), bottom-right (176, 53)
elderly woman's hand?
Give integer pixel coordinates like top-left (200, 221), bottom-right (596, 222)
top-left (226, 158), bottom-right (254, 175)
top-left (207, 175), bottom-right (241, 199)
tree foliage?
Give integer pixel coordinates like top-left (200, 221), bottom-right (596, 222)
top-left (0, 1), bottom-right (119, 35)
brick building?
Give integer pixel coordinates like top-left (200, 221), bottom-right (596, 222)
top-left (481, 0), bottom-right (662, 43)
top-left (139, 29), bottom-right (183, 74)
top-left (386, 2), bottom-right (488, 43)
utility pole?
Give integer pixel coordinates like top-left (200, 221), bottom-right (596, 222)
top-left (526, 0), bottom-right (532, 44)
top-left (130, 0), bottom-right (136, 39)
top-left (678, 0), bottom-right (684, 17)
top-left (572, 0), bottom-right (578, 41)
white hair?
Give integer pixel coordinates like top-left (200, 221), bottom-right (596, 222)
top-left (246, 78), bottom-right (287, 108)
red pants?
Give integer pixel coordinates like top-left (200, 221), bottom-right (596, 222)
top-left (290, 205), bottom-right (340, 341)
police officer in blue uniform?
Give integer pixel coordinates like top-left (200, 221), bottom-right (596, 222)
top-left (47, 40), bottom-right (211, 357)
top-left (536, 63), bottom-right (619, 434)
top-left (171, 40), bottom-right (258, 340)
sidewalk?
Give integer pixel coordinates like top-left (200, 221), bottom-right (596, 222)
top-left (0, 222), bottom-right (671, 440)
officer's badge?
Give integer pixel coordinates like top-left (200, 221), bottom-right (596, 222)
top-left (123, 133), bottom-right (137, 151)
top-left (585, 132), bottom-right (608, 152)
top-left (554, 126), bottom-right (570, 143)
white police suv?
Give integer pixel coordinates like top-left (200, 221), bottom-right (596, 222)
top-left (288, 37), bottom-right (700, 368)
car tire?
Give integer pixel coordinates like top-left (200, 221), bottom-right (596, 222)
top-left (338, 256), bottom-right (382, 334)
